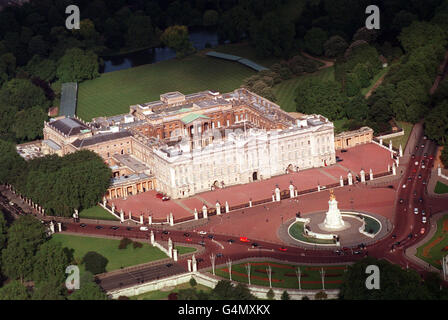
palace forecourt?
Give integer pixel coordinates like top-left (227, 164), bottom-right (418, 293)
top-left (17, 87), bottom-right (397, 223)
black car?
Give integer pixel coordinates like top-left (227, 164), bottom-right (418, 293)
top-left (399, 199), bottom-right (404, 204)
top-left (411, 154), bottom-right (415, 159)
top-left (216, 253), bottom-right (223, 258)
top-left (95, 225), bottom-right (103, 229)
top-left (424, 153), bottom-right (428, 158)
top-left (162, 231), bottom-right (169, 235)
top-left (207, 234), bottom-right (214, 239)
top-left (80, 223), bottom-right (87, 228)
top-left (418, 174), bottom-right (422, 179)
top-left (419, 197), bottom-right (423, 203)
top-left (110, 226), bottom-right (119, 230)
top-left (251, 243), bottom-right (259, 247)
top-left (196, 258), bottom-right (204, 263)
top-left (126, 227), bottom-right (133, 231)
top-left (227, 239), bottom-right (235, 244)
top-left (183, 233), bottom-right (190, 237)
top-left (341, 149), bottom-right (348, 153)
top-left (166, 263), bottom-right (173, 267)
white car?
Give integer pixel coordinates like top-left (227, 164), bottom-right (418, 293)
top-left (422, 210), bottom-right (426, 216)
top-left (198, 231), bottom-right (207, 235)
top-left (421, 164), bottom-right (426, 169)
top-left (415, 161), bottom-right (419, 166)
top-left (402, 184), bottom-right (406, 188)
top-left (422, 217), bottom-right (427, 223)
top-left (414, 208), bottom-right (419, 215)
top-left (139, 226), bottom-right (148, 231)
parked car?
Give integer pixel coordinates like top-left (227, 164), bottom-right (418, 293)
top-left (422, 217), bottom-right (427, 223)
top-left (139, 226), bottom-right (148, 231)
top-left (414, 208), bottom-right (419, 215)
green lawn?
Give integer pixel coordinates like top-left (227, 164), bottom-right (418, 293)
top-left (79, 205), bottom-right (118, 221)
top-left (77, 54), bottom-right (256, 121)
top-left (435, 181), bottom-right (448, 194)
top-left (289, 221), bottom-right (336, 244)
top-left (383, 121), bottom-right (414, 150)
top-left (176, 246), bottom-right (197, 255)
top-left (416, 214), bottom-right (448, 269)
top-left (274, 67), bottom-right (335, 112)
top-left (50, 234), bottom-right (193, 272)
top-left (130, 282), bottom-right (212, 300)
top-left (214, 261), bottom-right (347, 290)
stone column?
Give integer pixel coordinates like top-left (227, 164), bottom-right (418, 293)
top-left (387, 164), bottom-right (390, 172)
top-left (140, 214), bottom-right (143, 225)
top-left (379, 138), bottom-right (383, 145)
top-left (360, 170), bottom-right (365, 183)
top-left (438, 165), bottom-right (442, 176)
top-left (275, 187), bottom-right (281, 202)
top-left (194, 208), bottom-right (198, 220)
top-left (57, 222), bottom-right (62, 232)
top-left (348, 172), bottom-right (353, 185)
top-left (225, 201), bottom-right (229, 213)
top-left (294, 190), bottom-right (298, 197)
top-left (392, 163), bottom-right (397, 175)
top-left (169, 212), bottom-right (174, 226)
top-left (249, 199), bottom-right (252, 207)
top-left (389, 140), bottom-right (393, 151)
top-left (192, 254), bottom-right (197, 272)
top-left (272, 194), bottom-right (275, 202)
top-left (102, 197), bottom-right (106, 206)
top-left (173, 249), bottom-right (178, 262)
top-left (370, 169), bottom-right (373, 181)
top-left (289, 184), bottom-right (294, 198)
top-left (168, 238), bottom-right (173, 258)
top-left (129, 211), bottom-right (132, 220)
top-left (120, 209), bottom-right (124, 223)
top-left (202, 205), bottom-right (208, 219)
top-left (187, 259), bottom-right (192, 272)
top-left (399, 144), bottom-right (403, 157)
top-left (111, 203), bottom-right (115, 213)
top-left (317, 185), bottom-right (321, 192)
top-left (339, 176), bottom-right (344, 187)
top-left (148, 215), bottom-right (152, 225)
top-left (216, 202), bottom-right (221, 215)
top-left (49, 221), bottom-right (55, 234)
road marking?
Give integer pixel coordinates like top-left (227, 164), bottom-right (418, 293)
top-left (212, 239), bottom-right (224, 249)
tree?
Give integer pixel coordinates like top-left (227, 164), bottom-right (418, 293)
top-left (304, 27), bottom-right (328, 56)
top-left (68, 271), bottom-right (108, 300)
top-left (160, 25), bottom-right (195, 59)
top-left (56, 48), bottom-right (99, 82)
top-left (339, 257), bottom-right (434, 299)
top-left (0, 280), bottom-right (29, 300)
top-left (25, 56), bottom-right (56, 82)
top-left (0, 139), bottom-right (26, 184)
top-left (324, 36), bottom-right (348, 58)
top-left (210, 280), bottom-right (256, 300)
top-left (345, 73), bottom-right (361, 97)
top-left (353, 63), bottom-right (371, 88)
top-left (126, 16), bottom-right (155, 48)
top-left (28, 35), bottom-right (49, 57)
top-left (345, 95), bottom-right (368, 121)
top-left (424, 101), bottom-right (448, 145)
top-left (1, 215), bottom-right (46, 281)
top-left (33, 241), bottom-right (70, 286)
top-left (0, 210), bottom-right (7, 251)
top-left (12, 106), bottom-right (48, 142)
top-left (281, 290), bottom-right (290, 300)
top-left (0, 78), bottom-right (49, 110)
top-left (398, 21), bottom-right (447, 53)
top-left (295, 79), bottom-right (347, 121)
top-left (82, 251), bottom-right (108, 275)
top-left (32, 276), bottom-right (66, 300)
top-left (203, 10), bottom-right (219, 27)
top-left (266, 288), bottom-right (275, 300)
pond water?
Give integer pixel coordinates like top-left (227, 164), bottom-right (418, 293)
top-left (100, 29), bottom-right (219, 73)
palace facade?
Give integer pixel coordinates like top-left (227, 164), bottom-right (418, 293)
top-left (37, 88), bottom-right (336, 199)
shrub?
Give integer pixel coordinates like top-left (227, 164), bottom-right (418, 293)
top-left (266, 289), bottom-right (275, 300)
top-left (132, 241), bottom-right (143, 249)
top-left (82, 251), bottom-right (109, 275)
top-left (119, 238), bottom-right (132, 249)
top-left (302, 295), bottom-right (310, 300)
top-left (281, 290), bottom-right (290, 300)
top-left (315, 291), bottom-right (328, 300)
top-left (190, 277), bottom-right (197, 287)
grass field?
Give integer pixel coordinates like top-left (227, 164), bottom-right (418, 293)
top-left (416, 214), bottom-right (448, 269)
top-left (383, 121), bottom-right (414, 150)
top-left (274, 67), bottom-right (335, 112)
top-left (50, 234), bottom-right (195, 272)
top-left (214, 261), bottom-right (347, 290)
top-left (289, 221), bottom-right (336, 244)
top-left (130, 282), bottom-right (212, 300)
top-left (77, 54), bottom-right (256, 121)
top-left (79, 206), bottom-right (118, 221)
top-left (435, 181), bottom-right (448, 194)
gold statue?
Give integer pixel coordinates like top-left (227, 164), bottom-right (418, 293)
top-left (329, 189), bottom-right (336, 201)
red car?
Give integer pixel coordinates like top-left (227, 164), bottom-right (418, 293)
top-left (185, 238), bottom-right (192, 242)
top-left (239, 236), bottom-right (250, 243)
top-left (278, 247), bottom-right (287, 252)
top-left (156, 193), bottom-right (164, 199)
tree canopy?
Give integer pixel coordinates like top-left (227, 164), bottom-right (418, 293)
top-left (56, 48), bottom-right (99, 83)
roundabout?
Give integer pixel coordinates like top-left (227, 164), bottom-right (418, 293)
top-left (280, 190), bottom-right (391, 248)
